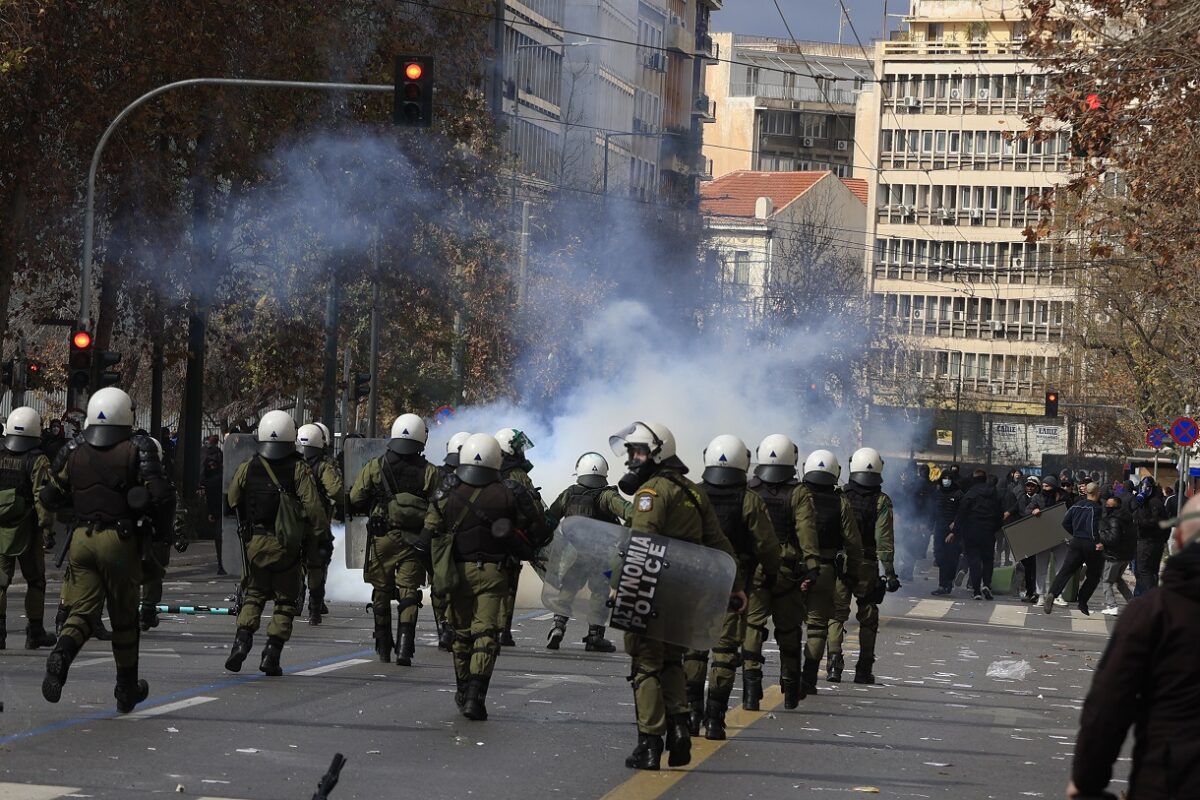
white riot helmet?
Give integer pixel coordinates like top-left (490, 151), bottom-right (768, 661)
top-left (702, 434), bottom-right (751, 487)
top-left (574, 452), bottom-right (610, 489)
top-left (444, 431), bottom-right (471, 468)
top-left (609, 421), bottom-right (677, 466)
top-left (389, 413), bottom-right (429, 455)
top-left (257, 410), bottom-right (297, 458)
top-left (457, 433), bottom-right (503, 486)
top-left (755, 434), bottom-right (799, 483)
top-left (84, 387), bottom-right (135, 446)
top-left (849, 447), bottom-right (884, 487)
top-left (802, 449), bottom-right (841, 486)
top-left (297, 423), bottom-right (326, 459)
top-left (314, 421), bottom-right (332, 450)
top-left (494, 427), bottom-right (534, 457)
top-left (4, 406), bottom-right (43, 453)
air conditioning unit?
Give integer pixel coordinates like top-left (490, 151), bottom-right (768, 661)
top-left (913, 309), bottom-right (925, 320)
top-left (977, 88), bottom-right (991, 100)
top-left (990, 320), bottom-right (1004, 332)
top-left (953, 310), bottom-right (965, 321)
top-left (900, 205), bottom-right (915, 217)
top-left (969, 208), bottom-right (983, 220)
top-left (802, 137), bottom-right (815, 147)
top-left (950, 88), bottom-right (962, 100)
top-left (904, 96), bottom-right (920, 108)
top-left (836, 140), bottom-right (849, 151)
top-left (939, 208), bottom-right (956, 221)
top-left (1011, 257), bottom-right (1024, 269)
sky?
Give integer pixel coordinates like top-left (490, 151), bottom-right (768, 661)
top-left (711, 0), bottom-right (893, 44)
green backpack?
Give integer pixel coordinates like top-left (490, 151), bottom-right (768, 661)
top-left (378, 458), bottom-right (430, 534)
top-left (0, 453), bottom-right (33, 557)
top-left (258, 457), bottom-right (309, 565)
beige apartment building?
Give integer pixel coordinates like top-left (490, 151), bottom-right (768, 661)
top-left (856, 0), bottom-right (1076, 461)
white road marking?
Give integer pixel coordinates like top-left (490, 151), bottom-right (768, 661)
top-left (907, 599), bottom-right (954, 619)
top-left (531, 613), bottom-right (556, 621)
top-left (0, 783), bottom-right (81, 800)
top-left (1070, 615), bottom-right (1109, 634)
top-left (988, 604), bottom-right (1028, 627)
top-left (294, 658), bottom-right (372, 676)
top-left (507, 674), bottom-right (601, 696)
top-left (75, 651), bottom-right (180, 668)
top-left (120, 696), bottom-right (218, 721)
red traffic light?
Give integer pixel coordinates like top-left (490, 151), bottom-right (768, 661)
top-left (1085, 93), bottom-right (1101, 110)
top-left (404, 62), bottom-right (424, 81)
top-left (27, 362), bottom-right (40, 373)
top-left (72, 330), bottom-right (93, 350)
top-left (1047, 392), bottom-right (1058, 402)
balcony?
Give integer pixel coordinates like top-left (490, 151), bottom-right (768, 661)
top-left (698, 34), bottom-right (719, 64)
top-left (692, 94), bottom-right (716, 123)
top-left (732, 83), bottom-right (857, 107)
top-left (666, 17), bottom-right (694, 55)
top-left (882, 38), bottom-right (1023, 58)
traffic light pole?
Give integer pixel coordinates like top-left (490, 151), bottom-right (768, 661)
top-left (367, 280), bottom-right (380, 438)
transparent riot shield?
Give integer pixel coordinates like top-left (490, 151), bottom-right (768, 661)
top-left (541, 517), bottom-right (738, 650)
top-left (221, 434), bottom-right (260, 579)
top-left (340, 438), bottom-right (389, 569)
top-left (1002, 502), bottom-right (1069, 562)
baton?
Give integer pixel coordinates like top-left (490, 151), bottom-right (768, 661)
top-left (312, 753), bottom-right (347, 799)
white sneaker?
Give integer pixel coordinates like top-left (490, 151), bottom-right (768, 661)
top-left (1101, 606), bottom-right (1119, 616)
top-left (1053, 596), bottom-right (1069, 607)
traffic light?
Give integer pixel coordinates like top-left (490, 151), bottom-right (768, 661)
top-left (69, 329), bottom-right (93, 391)
top-left (1045, 390), bottom-right (1059, 418)
top-left (353, 372), bottom-right (372, 400)
top-left (1, 359), bottom-right (13, 388)
top-left (394, 56), bottom-right (432, 127)
top-left (95, 350), bottom-right (122, 389)
top-left (25, 359), bottom-right (44, 390)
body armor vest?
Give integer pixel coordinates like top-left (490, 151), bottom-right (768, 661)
top-left (68, 440), bottom-right (138, 523)
top-left (243, 453), bottom-right (300, 529)
top-left (749, 477), bottom-right (797, 546)
top-left (0, 449), bottom-right (36, 505)
top-left (843, 483), bottom-right (880, 557)
top-left (561, 484), bottom-right (620, 524)
top-left (702, 483), bottom-right (752, 557)
top-left (809, 486), bottom-right (844, 551)
top-left (379, 454), bottom-right (428, 500)
top-left (445, 480), bottom-right (517, 562)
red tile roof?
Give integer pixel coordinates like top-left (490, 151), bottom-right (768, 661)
top-left (700, 170), bottom-right (868, 218)
top-left (840, 177), bottom-right (869, 204)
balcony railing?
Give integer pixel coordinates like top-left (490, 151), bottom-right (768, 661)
top-left (882, 39), bottom-right (1024, 57)
top-left (732, 83), bottom-right (856, 106)
top-left (698, 34), bottom-right (719, 64)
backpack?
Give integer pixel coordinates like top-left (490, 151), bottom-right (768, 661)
top-left (257, 457), bottom-right (308, 567)
top-left (0, 452), bottom-right (35, 557)
top-left (377, 458), bottom-right (430, 534)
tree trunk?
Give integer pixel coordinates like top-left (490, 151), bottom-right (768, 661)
top-left (0, 176), bottom-right (29, 349)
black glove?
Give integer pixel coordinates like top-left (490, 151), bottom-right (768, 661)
top-left (886, 575), bottom-right (901, 593)
top-left (413, 528), bottom-right (435, 553)
top-left (761, 571), bottom-right (777, 590)
top-left (799, 567), bottom-right (821, 591)
top-left (174, 537), bottom-right (190, 553)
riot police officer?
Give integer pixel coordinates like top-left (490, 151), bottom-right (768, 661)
top-left (440, 432), bottom-right (470, 478)
top-left (543, 451), bottom-right (631, 652)
top-left (610, 421), bottom-right (744, 771)
top-left (224, 410), bottom-right (326, 676)
top-left (423, 433), bottom-right (551, 721)
top-left (432, 431), bottom-right (470, 651)
top-left (348, 414), bottom-right (441, 665)
top-left (138, 438), bottom-right (180, 632)
top-left (828, 447), bottom-right (899, 685)
top-left (795, 449), bottom-right (864, 698)
top-left (40, 388), bottom-right (174, 712)
top-left (742, 434), bottom-right (807, 710)
top-left (0, 406), bottom-right (56, 650)
top-left (494, 427), bottom-right (547, 647)
top-left (686, 435), bottom-right (779, 741)
top-left (297, 423), bottom-right (343, 626)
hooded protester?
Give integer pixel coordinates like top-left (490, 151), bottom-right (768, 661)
top-left (930, 471), bottom-right (964, 596)
top-left (953, 470), bottom-right (1003, 600)
top-left (1132, 476), bottom-right (1169, 594)
top-left (1030, 475), bottom-right (1071, 603)
top-left (1068, 493), bottom-right (1200, 800)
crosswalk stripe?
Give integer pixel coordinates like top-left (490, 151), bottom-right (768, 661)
top-left (120, 696), bottom-right (218, 721)
top-left (294, 657), bottom-right (372, 676)
top-left (1070, 615), bottom-right (1110, 634)
top-left (0, 782), bottom-right (80, 800)
top-left (907, 599), bottom-right (954, 619)
top-left (987, 604), bottom-right (1028, 627)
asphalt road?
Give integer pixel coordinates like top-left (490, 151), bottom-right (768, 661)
top-left (1, 548), bottom-right (1128, 800)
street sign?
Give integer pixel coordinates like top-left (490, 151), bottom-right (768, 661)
top-left (1147, 426), bottom-right (1168, 449)
top-left (1170, 416), bottom-right (1199, 447)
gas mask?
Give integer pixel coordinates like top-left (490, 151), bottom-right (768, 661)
top-left (619, 447), bottom-right (658, 495)
top-left (940, 477), bottom-right (953, 489)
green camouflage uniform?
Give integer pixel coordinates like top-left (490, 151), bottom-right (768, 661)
top-left (304, 454), bottom-right (344, 616)
top-left (498, 462), bottom-right (546, 642)
top-left (829, 487), bottom-right (894, 678)
top-left (0, 447), bottom-right (53, 647)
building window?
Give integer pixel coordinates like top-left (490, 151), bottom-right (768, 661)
top-left (732, 251), bottom-right (751, 285)
top-left (763, 110), bottom-right (794, 135)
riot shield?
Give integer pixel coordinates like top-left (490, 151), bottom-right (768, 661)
top-left (221, 434), bottom-right (260, 579)
top-left (541, 517), bottom-right (738, 650)
top-left (340, 438), bottom-right (389, 569)
top-left (1002, 502), bottom-right (1069, 562)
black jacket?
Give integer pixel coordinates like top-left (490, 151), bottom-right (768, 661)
top-left (1061, 497), bottom-right (1102, 543)
top-left (1134, 487), bottom-right (1168, 542)
top-left (1101, 502), bottom-right (1136, 562)
top-left (936, 482), bottom-right (963, 532)
top-left (954, 477), bottom-right (1002, 540)
top-left (1072, 543), bottom-right (1200, 799)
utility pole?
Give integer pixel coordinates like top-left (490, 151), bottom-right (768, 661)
top-left (517, 201), bottom-right (531, 308)
top-left (367, 280), bottom-right (381, 438)
top-left (340, 344), bottom-right (351, 440)
top-left (322, 269), bottom-right (340, 433)
top-left (149, 335), bottom-right (164, 438)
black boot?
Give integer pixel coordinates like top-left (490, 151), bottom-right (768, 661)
top-left (546, 614), bottom-right (568, 650)
top-left (0, 617), bottom-right (6, 649)
top-left (827, 652), bottom-right (845, 683)
top-left (224, 627), bottom-right (253, 672)
top-left (374, 623), bottom-right (394, 663)
top-left (704, 687), bottom-right (732, 741)
top-left (437, 620), bottom-right (454, 653)
top-left (853, 657), bottom-right (876, 685)
top-left (54, 604), bottom-right (68, 636)
top-left (42, 636), bottom-right (81, 703)
top-left (259, 635), bottom-right (284, 677)
top-left (454, 673), bottom-right (468, 713)
top-left (462, 675), bottom-right (489, 721)
top-left (395, 622), bottom-right (415, 667)
top-left (93, 617), bottom-right (112, 641)
top-left (686, 682), bottom-right (705, 736)
top-left (781, 677), bottom-right (802, 709)
top-left (742, 670), bottom-right (763, 711)
top-left (801, 657), bottom-right (821, 698)
top-left (114, 667), bottom-right (150, 714)
top-left (583, 624), bottom-right (616, 652)
top-left (624, 733), bottom-right (663, 770)
top-left (25, 621), bottom-right (56, 650)
top-left (499, 629), bottom-right (516, 647)
top-left (139, 605), bottom-right (159, 632)
top-left (665, 713), bottom-right (692, 767)
top-left (308, 591), bottom-right (323, 626)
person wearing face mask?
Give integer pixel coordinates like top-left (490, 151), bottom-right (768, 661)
top-left (609, 421), bottom-right (745, 772)
top-left (1008, 475), bottom-right (1043, 602)
top-left (1030, 475), bottom-right (1071, 604)
top-left (931, 470), bottom-right (964, 596)
top-left (493, 428), bottom-right (549, 648)
top-left (1066, 493), bottom-right (1200, 800)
